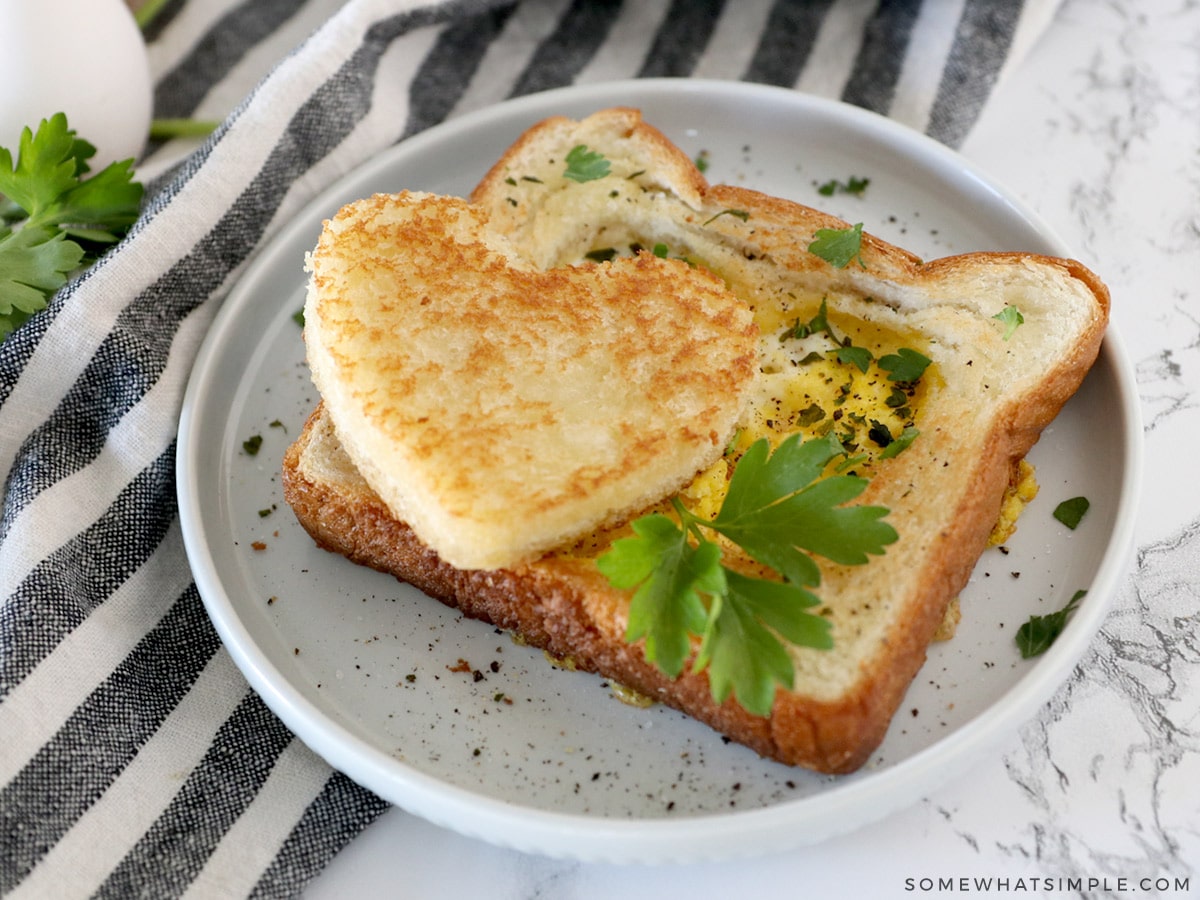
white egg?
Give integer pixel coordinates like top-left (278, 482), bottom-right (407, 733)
top-left (0, 0), bottom-right (153, 172)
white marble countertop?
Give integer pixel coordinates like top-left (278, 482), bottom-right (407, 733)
top-left (303, 0), bottom-right (1200, 896)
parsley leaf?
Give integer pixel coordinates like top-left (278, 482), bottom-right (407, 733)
top-left (878, 425), bottom-right (919, 459)
top-left (808, 222), bottom-right (865, 269)
top-left (1053, 496), bottom-right (1090, 529)
top-left (715, 441), bottom-right (897, 574)
top-left (786, 298), bottom-right (831, 340)
top-left (563, 144), bottom-right (611, 182)
top-left (878, 347), bottom-right (932, 383)
top-left (695, 571), bottom-right (830, 712)
top-left (835, 344), bottom-right (873, 373)
top-left (0, 228), bottom-right (84, 337)
top-left (993, 305), bottom-right (1024, 340)
top-left (597, 435), bottom-right (897, 715)
top-left (867, 419), bottom-right (894, 448)
top-left (0, 113), bottom-right (143, 341)
top-left (1015, 590), bottom-right (1086, 658)
top-left (597, 514), bottom-right (720, 678)
top-left (817, 176), bottom-right (870, 197)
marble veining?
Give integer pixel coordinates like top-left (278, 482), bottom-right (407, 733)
top-left (992, 518), bottom-right (1200, 885)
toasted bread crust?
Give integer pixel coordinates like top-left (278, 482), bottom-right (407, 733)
top-left (284, 404), bottom-right (900, 772)
top-left (283, 108), bottom-right (1110, 773)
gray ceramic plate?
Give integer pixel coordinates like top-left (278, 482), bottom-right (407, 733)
top-left (177, 79), bottom-right (1141, 864)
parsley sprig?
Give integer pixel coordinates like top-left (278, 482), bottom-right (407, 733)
top-left (878, 347), bottom-right (932, 383)
top-left (993, 305), bottom-right (1024, 340)
top-left (597, 433), bottom-right (898, 715)
top-left (0, 113), bottom-right (143, 340)
top-left (1016, 590), bottom-right (1086, 658)
top-left (563, 144), bottom-right (611, 183)
top-left (817, 176), bottom-right (870, 197)
top-left (809, 222), bottom-right (865, 269)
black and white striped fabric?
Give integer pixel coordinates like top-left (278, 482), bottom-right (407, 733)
top-left (1, 0), bottom-right (1059, 895)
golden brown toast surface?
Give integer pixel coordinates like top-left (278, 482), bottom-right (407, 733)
top-left (303, 191), bottom-right (758, 571)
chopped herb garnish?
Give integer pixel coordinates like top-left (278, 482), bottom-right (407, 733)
top-left (835, 344), bottom-right (873, 373)
top-left (702, 208), bottom-right (750, 227)
top-left (1016, 590), bottom-right (1085, 658)
top-left (243, 435), bottom-right (263, 456)
top-left (585, 248), bottom-right (617, 262)
top-left (878, 347), bottom-right (932, 383)
top-left (724, 428), bottom-right (744, 456)
top-left (867, 419), bottom-right (894, 448)
top-left (787, 298), bottom-right (832, 340)
top-left (808, 223), bottom-right (865, 269)
top-left (835, 453), bottom-right (868, 473)
top-left (797, 403), bottom-right (826, 426)
top-left (784, 300), bottom-right (926, 392)
top-left (563, 144), bottom-right (610, 182)
top-left (878, 425), bottom-right (919, 459)
top-left (293, 308), bottom-right (305, 327)
top-left (1053, 496), bottom-right (1090, 529)
top-left (597, 434), bottom-right (897, 715)
top-left (994, 305), bottom-right (1024, 340)
top-left (652, 243), bottom-right (669, 258)
top-left (817, 176), bottom-right (870, 197)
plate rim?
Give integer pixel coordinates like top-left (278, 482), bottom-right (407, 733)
top-left (176, 77), bottom-right (1143, 864)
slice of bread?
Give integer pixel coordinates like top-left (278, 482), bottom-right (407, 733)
top-left (303, 190), bottom-right (758, 570)
top-left (283, 108), bottom-right (1109, 773)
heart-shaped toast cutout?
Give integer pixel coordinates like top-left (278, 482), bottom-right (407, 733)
top-left (304, 191), bottom-right (758, 570)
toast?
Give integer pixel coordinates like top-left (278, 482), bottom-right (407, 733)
top-left (302, 190), bottom-right (758, 570)
top-left (283, 108), bottom-right (1109, 773)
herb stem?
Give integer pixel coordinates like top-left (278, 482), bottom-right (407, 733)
top-left (149, 119), bottom-right (220, 141)
top-left (670, 496), bottom-right (706, 544)
top-left (134, 0), bottom-right (173, 30)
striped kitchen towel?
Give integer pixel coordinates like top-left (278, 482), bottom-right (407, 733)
top-left (0, 0), bottom-right (1061, 896)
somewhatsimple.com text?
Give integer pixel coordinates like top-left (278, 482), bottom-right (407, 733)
top-left (904, 876), bottom-right (1190, 894)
